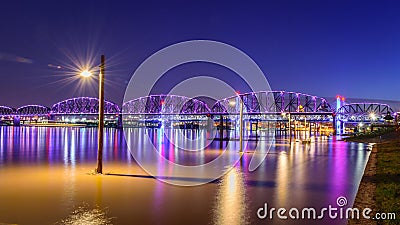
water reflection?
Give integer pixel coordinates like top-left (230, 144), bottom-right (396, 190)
top-left (276, 150), bottom-right (289, 206)
top-left (0, 126), bottom-right (371, 225)
top-left (0, 126), bottom-right (129, 166)
top-left (213, 166), bottom-right (249, 225)
top-left (57, 204), bottom-right (113, 225)
top-left (124, 128), bottom-right (243, 186)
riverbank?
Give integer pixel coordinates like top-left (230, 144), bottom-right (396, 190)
top-left (347, 131), bottom-right (400, 225)
top-left (344, 128), bottom-right (398, 143)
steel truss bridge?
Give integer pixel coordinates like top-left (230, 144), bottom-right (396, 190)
top-left (210, 91), bottom-right (333, 122)
top-left (0, 92), bottom-right (397, 128)
top-left (336, 103), bottom-right (394, 123)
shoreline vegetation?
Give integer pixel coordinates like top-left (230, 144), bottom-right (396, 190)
top-left (346, 129), bottom-right (400, 225)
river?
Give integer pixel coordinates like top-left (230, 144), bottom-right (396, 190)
top-left (0, 126), bottom-right (370, 225)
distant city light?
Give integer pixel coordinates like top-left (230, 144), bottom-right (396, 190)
top-left (47, 64), bottom-right (62, 69)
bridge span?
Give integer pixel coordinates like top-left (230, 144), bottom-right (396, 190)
top-left (0, 91), bottom-right (397, 134)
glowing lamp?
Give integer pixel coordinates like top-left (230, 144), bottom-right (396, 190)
top-left (80, 70), bottom-right (92, 78)
top-left (369, 113), bottom-right (376, 120)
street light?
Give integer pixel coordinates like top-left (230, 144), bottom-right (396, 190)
top-left (79, 55), bottom-right (105, 174)
top-left (80, 70), bottom-right (92, 78)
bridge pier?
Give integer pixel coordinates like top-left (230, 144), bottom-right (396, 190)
top-left (288, 114), bottom-right (292, 142)
top-left (333, 114), bottom-right (337, 135)
top-left (250, 120), bottom-right (259, 141)
top-left (314, 122), bottom-right (318, 136)
top-left (226, 116), bottom-right (230, 140)
top-left (117, 114), bottom-right (123, 129)
top-left (219, 115), bottom-right (224, 140)
top-left (284, 122), bottom-right (288, 138)
top-left (13, 116), bottom-right (20, 126)
top-left (293, 116), bottom-right (297, 139)
top-left (206, 116), bottom-right (214, 131)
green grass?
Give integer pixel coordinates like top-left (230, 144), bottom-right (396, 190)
top-left (375, 140), bottom-right (400, 225)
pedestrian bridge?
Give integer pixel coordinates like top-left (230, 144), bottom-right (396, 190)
top-left (51, 97), bottom-right (120, 115)
top-left (122, 95), bottom-right (210, 115)
top-left (17, 105), bottom-right (50, 116)
top-left (0, 106), bottom-right (14, 116)
top-left (0, 92), bottom-right (397, 127)
top-left (212, 91), bottom-right (332, 114)
top-left (49, 97), bottom-right (120, 125)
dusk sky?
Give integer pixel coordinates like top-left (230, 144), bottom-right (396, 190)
top-left (1, 0), bottom-right (399, 108)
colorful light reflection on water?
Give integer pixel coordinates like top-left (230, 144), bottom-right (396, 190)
top-left (0, 126), bottom-right (370, 225)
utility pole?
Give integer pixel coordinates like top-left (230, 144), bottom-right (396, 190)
top-left (96, 55), bottom-right (105, 174)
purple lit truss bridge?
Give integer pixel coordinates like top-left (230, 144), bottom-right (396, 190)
top-left (16, 105), bottom-right (50, 116)
top-left (13, 105), bottom-right (51, 123)
top-left (336, 103), bottom-right (394, 123)
top-left (121, 95), bottom-right (211, 127)
top-left (0, 106), bottom-right (15, 124)
top-left (120, 92), bottom-right (335, 129)
top-left (0, 106), bottom-right (15, 116)
top-left (51, 97), bottom-right (120, 115)
top-left (50, 97), bottom-right (120, 124)
top-left (211, 91), bottom-right (334, 122)
top-left (1, 93), bottom-right (397, 127)
top-left (122, 95), bottom-right (210, 115)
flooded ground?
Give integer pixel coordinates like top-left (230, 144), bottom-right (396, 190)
top-left (0, 126), bottom-right (370, 225)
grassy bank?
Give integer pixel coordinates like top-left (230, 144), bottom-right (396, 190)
top-left (347, 130), bottom-right (400, 225)
top-left (375, 140), bottom-right (400, 225)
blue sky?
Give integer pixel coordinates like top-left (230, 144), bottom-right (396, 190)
top-left (0, 0), bottom-right (399, 107)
